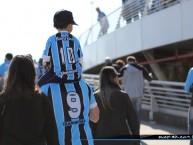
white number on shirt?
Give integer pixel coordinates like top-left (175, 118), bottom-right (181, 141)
top-left (60, 47), bottom-right (65, 64)
top-left (67, 92), bottom-right (81, 118)
top-left (67, 47), bottom-right (75, 64)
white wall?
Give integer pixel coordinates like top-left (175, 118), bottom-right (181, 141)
top-left (83, 0), bottom-right (193, 71)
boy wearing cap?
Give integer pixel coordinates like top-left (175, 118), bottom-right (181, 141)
top-left (39, 9), bottom-right (100, 145)
top-left (38, 9), bottom-right (83, 87)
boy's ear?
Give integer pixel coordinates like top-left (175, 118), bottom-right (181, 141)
top-left (68, 23), bottom-right (72, 26)
top-left (67, 23), bottom-right (72, 28)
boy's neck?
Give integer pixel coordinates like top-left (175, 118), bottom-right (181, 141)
top-left (57, 29), bottom-right (68, 32)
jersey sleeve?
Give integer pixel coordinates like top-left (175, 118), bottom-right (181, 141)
top-left (78, 43), bottom-right (83, 59)
top-left (40, 84), bottom-right (50, 96)
top-left (88, 86), bottom-right (97, 109)
top-left (42, 37), bottom-right (52, 62)
top-left (73, 37), bottom-right (83, 59)
top-left (185, 68), bottom-right (193, 94)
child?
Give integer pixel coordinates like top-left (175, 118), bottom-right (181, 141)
top-left (38, 9), bottom-right (83, 87)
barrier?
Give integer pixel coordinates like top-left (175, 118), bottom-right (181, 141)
top-left (82, 73), bottom-right (190, 120)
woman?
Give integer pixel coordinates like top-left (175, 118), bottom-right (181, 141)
top-left (92, 66), bottom-right (140, 145)
top-left (0, 55), bottom-right (59, 145)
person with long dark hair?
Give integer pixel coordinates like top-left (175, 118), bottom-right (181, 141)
top-left (0, 55), bottom-right (59, 145)
top-left (92, 66), bottom-right (140, 145)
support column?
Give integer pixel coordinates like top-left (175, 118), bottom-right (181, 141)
top-left (142, 51), bottom-right (167, 81)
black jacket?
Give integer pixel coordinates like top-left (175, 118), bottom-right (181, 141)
top-left (0, 93), bottom-right (59, 145)
top-left (92, 86), bottom-right (140, 145)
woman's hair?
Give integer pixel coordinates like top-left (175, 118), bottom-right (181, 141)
top-left (98, 66), bottom-right (119, 110)
top-left (2, 55), bottom-right (38, 98)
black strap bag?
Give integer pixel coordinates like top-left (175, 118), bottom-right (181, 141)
top-left (0, 95), bottom-right (10, 139)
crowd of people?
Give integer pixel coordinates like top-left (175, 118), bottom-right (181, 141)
top-left (0, 8), bottom-right (147, 145)
top-left (0, 6), bottom-right (192, 145)
top-left (101, 56), bottom-right (152, 133)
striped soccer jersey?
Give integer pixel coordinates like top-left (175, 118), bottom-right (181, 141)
top-left (43, 31), bottom-right (83, 80)
top-left (40, 79), bottom-right (97, 145)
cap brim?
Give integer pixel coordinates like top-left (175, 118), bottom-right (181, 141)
top-left (72, 21), bottom-right (78, 26)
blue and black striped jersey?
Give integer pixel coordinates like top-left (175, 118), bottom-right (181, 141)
top-left (43, 31), bottom-right (83, 81)
top-left (40, 79), bottom-right (97, 145)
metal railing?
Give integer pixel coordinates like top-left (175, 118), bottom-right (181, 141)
top-left (82, 73), bottom-right (190, 120)
top-left (79, 0), bottom-right (181, 48)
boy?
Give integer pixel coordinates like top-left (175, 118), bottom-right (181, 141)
top-left (38, 9), bottom-right (83, 87)
top-left (39, 10), bottom-right (100, 145)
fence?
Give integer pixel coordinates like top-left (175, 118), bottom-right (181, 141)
top-left (82, 73), bottom-right (190, 120)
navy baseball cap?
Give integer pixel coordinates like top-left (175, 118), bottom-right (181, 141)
top-left (53, 9), bottom-right (78, 28)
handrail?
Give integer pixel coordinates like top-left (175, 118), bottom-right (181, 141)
top-left (82, 73), bottom-right (190, 119)
top-left (79, 0), bottom-right (181, 48)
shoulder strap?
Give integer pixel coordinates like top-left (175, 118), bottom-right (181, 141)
top-left (0, 95), bottom-right (10, 138)
top-left (1, 96), bottom-right (10, 117)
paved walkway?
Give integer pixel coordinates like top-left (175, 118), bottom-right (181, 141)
top-left (140, 120), bottom-right (189, 145)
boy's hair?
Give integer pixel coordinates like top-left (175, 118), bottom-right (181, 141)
top-left (53, 9), bottom-right (78, 29)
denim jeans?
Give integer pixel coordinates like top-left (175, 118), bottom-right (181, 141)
top-left (188, 107), bottom-right (193, 145)
top-left (130, 96), bottom-right (142, 124)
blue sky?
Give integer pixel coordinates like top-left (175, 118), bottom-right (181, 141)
top-left (0, 0), bottom-right (121, 63)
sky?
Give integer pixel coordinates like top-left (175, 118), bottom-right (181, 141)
top-left (0, 0), bottom-right (121, 63)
